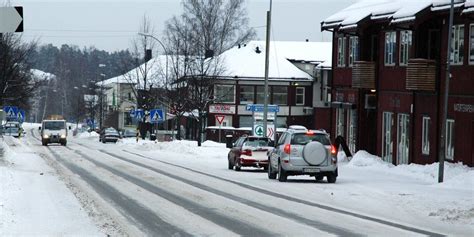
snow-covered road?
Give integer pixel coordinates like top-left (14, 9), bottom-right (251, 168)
top-left (1, 125), bottom-right (472, 236)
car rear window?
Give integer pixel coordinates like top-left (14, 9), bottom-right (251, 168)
top-left (291, 133), bottom-right (331, 145)
top-left (244, 137), bottom-right (270, 147)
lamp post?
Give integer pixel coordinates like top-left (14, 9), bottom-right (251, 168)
top-left (98, 64), bottom-right (106, 129)
top-left (137, 32), bottom-right (169, 88)
top-left (263, 0), bottom-right (273, 138)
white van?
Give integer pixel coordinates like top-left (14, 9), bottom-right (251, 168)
top-left (40, 120), bottom-right (67, 146)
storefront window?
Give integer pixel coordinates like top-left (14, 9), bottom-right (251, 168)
top-left (239, 85), bottom-right (254, 104)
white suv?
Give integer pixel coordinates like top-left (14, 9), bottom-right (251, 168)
top-left (268, 125), bottom-right (338, 183)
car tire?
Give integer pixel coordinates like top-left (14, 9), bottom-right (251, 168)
top-left (61, 141), bottom-right (67, 146)
top-left (315, 175), bottom-right (324, 181)
top-left (327, 173), bottom-right (337, 183)
top-left (268, 162), bottom-right (277, 179)
top-left (102, 140), bottom-right (106, 144)
top-left (42, 141), bottom-right (48, 146)
top-left (278, 161), bottom-right (287, 182)
top-left (227, 158), bottom-right (233, 170)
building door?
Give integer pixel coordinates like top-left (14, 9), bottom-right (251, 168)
top-left (347, 109), bottom-right (357, 154)
top-left (397, 114), bottom-right (410, 165)
top-left (336, 108), bottom-right (345, 137)
top-left (382, 112), bottom-right (393, 163)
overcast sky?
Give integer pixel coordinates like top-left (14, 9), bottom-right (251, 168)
top-left (11, 0), bottom-right (356, 52)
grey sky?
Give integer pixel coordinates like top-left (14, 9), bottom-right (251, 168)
top-left (11, 0), bottom-right (356, 52)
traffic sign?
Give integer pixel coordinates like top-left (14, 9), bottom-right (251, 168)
top-left (150, 109), bottom-right (164, 123)
top-left (3, 106), bottom-right (18, 119)
top-left (0, 7), bottom-right (23, 33)
top-left (266, 125), bottom-right (275, 139)
top-left (245, 104), bottom-right (279, 112)
top-left (254, 124), bottom-right (264, 136)
top-left (134, 109), bottom-right (144, 120)
top-left (215, 115), bottom-right (225, 125)
top-left (17, 109), bottom-right (25, 122)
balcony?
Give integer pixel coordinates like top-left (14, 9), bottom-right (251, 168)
top-left (406, 59), bottom-right (436, 91)
top-left (352, 61), bottom-right (375, 89)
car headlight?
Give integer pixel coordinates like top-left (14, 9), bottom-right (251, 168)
top-left (60, 134), bottom-right (66, 139)
top-left (43, 134), bottom-right (49, 139)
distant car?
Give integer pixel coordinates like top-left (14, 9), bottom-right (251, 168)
top-left (227, 136), bottom-right (273, 171)
top-left (268, 125), bottom-right (338, 183)
top-left (4, 121), bottom-right (22, 138)
top-left (121, 129), bottom-right (136, 138)
top-left (99, 127), bottom-right (120, 143)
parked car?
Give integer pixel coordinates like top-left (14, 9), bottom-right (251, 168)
top-left (4, 121), bottom-right (22, 138)
top-left (268, 125), bottom-right (338, 183)
top-left (227, 136), bottom-right (274, 171)
top-left (121, 129), bottom-right (136, 138)
top-left (99, 127), bottom-right (120, 143)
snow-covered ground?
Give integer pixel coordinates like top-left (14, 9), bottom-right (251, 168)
top-left (0, 134), bottom-right (101, 236)
top-left (1, 125), bottom-right (472, 236)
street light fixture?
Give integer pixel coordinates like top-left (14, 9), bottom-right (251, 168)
top-left (137, 32), bottom-right (169, 88)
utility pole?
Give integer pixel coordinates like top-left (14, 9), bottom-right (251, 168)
top-left (439, 0), bottom-right (454, 183)
top-left (263, 0), bottom-right (272, 138)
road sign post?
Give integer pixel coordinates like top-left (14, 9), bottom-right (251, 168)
top-left (0, 7), bottom-right (23, 33)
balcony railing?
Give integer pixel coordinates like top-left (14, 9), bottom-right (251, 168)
top-left (352, 61), bottom-right (375, 89)
top-left (406, 59), bottom-right (436, 91)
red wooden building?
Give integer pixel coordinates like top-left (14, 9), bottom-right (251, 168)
top-left (321, 0), bottom-right (474, 167)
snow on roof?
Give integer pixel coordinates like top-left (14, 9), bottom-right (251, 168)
top-left (30, 69), bottom-right (56, 81)
top-left (322, 0), bottom-right (466, 29)
top-left (99, 55), bottom-right (172, 88)
top-left (218, 41), bottom-right (332, 80)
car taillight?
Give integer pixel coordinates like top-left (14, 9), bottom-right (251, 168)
top-left (331, 145), bottom-right (337, 155)
top-left (284, 144), bottom-right (291, 154)
top-left (241, 149), bottom-right (252, 156)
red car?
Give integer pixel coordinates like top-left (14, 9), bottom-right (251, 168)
top-left (227, 136), bottom-right (274, 171)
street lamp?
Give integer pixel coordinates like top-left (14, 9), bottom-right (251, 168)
top-left (137, 32), bottom-right (169, 88)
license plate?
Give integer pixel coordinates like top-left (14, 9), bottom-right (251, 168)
top-left (304, 168), bottom-right (320, 173)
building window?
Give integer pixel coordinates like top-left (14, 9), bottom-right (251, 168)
top-left (295, 87), bottom-right (305, 105)
top-left (255, 86), bottom-right (265, 104)
top-left (422, 117), bottom-right (430, 155)
top-left (214, 84), bottom-right (235, 103)
top-left (272, 86), bottom-right (287, 105)
top-left (446, 119), bottom-right (455, 160)
top-left (451, 24), bottom-right (464, 65)
top-left (400, 30), bottom-right (412, 66)
top-left (382, 112), bottom-right (393, 163)
top-left (337, 37), bottom-right (346, 67)
top-left (336, 108), bottom-right (345, 137)
top-left (239, 85), bottom-right (254, 104)
top-left (469, 24), bottom-right (474, 64)
top-left (385, 31), bottom-right (396, 66)
top-left (239, 116), bottom-right (253, 128)
top-left (349, 36), bottom-right (359, 66)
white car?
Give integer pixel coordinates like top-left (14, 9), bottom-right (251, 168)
top-left (40, 120), bottom-right (68, 146)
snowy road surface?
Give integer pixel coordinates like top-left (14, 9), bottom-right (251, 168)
top-left (0, 125), bottom-right (472, 236)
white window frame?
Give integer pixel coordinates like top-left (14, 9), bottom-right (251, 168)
top-left (295, 87), bottom-right (305, 105)
top-left (399, 30), bottom-right (412, 66)
top-left (422, 116), bottom-right (430, 155)
top-left (451, 24), bottom-right (465, 65)
top-left (385, 31), bottom-right (397, 66)
top-left (445, 119), bottom-right (455, 160)
top-left (382, 112), bottom-right (393, 163)
top-left (349, 36), bottom-right (359, 67)
top-left (469, 23), bottom-right (474, 64)
top-left (336, 108), bottom-right (345, 137)
top-left (214, 84), bottom-right (235, 103)
top-left (337, 37), bottom-right (346, 67)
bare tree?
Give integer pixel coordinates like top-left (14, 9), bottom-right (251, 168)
top-left (0, 33), bottom-right (38, 110)
top-left (163, 0), bottom-right (255, 145)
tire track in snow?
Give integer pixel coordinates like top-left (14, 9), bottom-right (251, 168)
top-left (67, 147), bottom-right (276, 237)
top-left (119, 149), bottom-right (445, 237)
top-left (46, 147), bottom-right (192, 237)
top-left (97, 149), bottom-right (360, 237)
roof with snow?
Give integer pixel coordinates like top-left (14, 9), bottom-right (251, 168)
top-left (322, 0), bottom-right (470, 30)
top-left (30, 69), bottom-right (56, 81)
top-left (217, 41), bottom-right (332, 80)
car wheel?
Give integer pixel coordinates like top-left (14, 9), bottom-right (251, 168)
top-left (268, 162), bottom-right (276, 179)
top-left (227, 158), bottom-right (233, 170)
top-left (102, 140), bottom-right (106, 144)
top-left (278, 161), bottom-right (287, 182)
top-left (327, 173), bottom-right (337, 183)
top-left (315, 175), bottom-right (324, 181)
top-left (234, 159), bottom-right (241, 171)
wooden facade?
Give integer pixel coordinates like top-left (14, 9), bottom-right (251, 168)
top-left (323, 3), bottom-right (474, 167)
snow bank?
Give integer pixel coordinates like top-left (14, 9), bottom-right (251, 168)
top-left (347, 150), bottom-right (473, 188)
top-left (77, 131), bottom-right (99, 138)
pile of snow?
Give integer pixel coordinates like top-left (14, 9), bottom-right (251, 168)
top-left (77, 131), bottom-right (99, 138)
top-left (346, 150), bottom-right (473, 186)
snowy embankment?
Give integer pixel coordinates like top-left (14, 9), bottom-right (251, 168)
top-left (0, 137), bottom-right (100, 236)
top-left (110, 137), bottom-right (473, 231)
